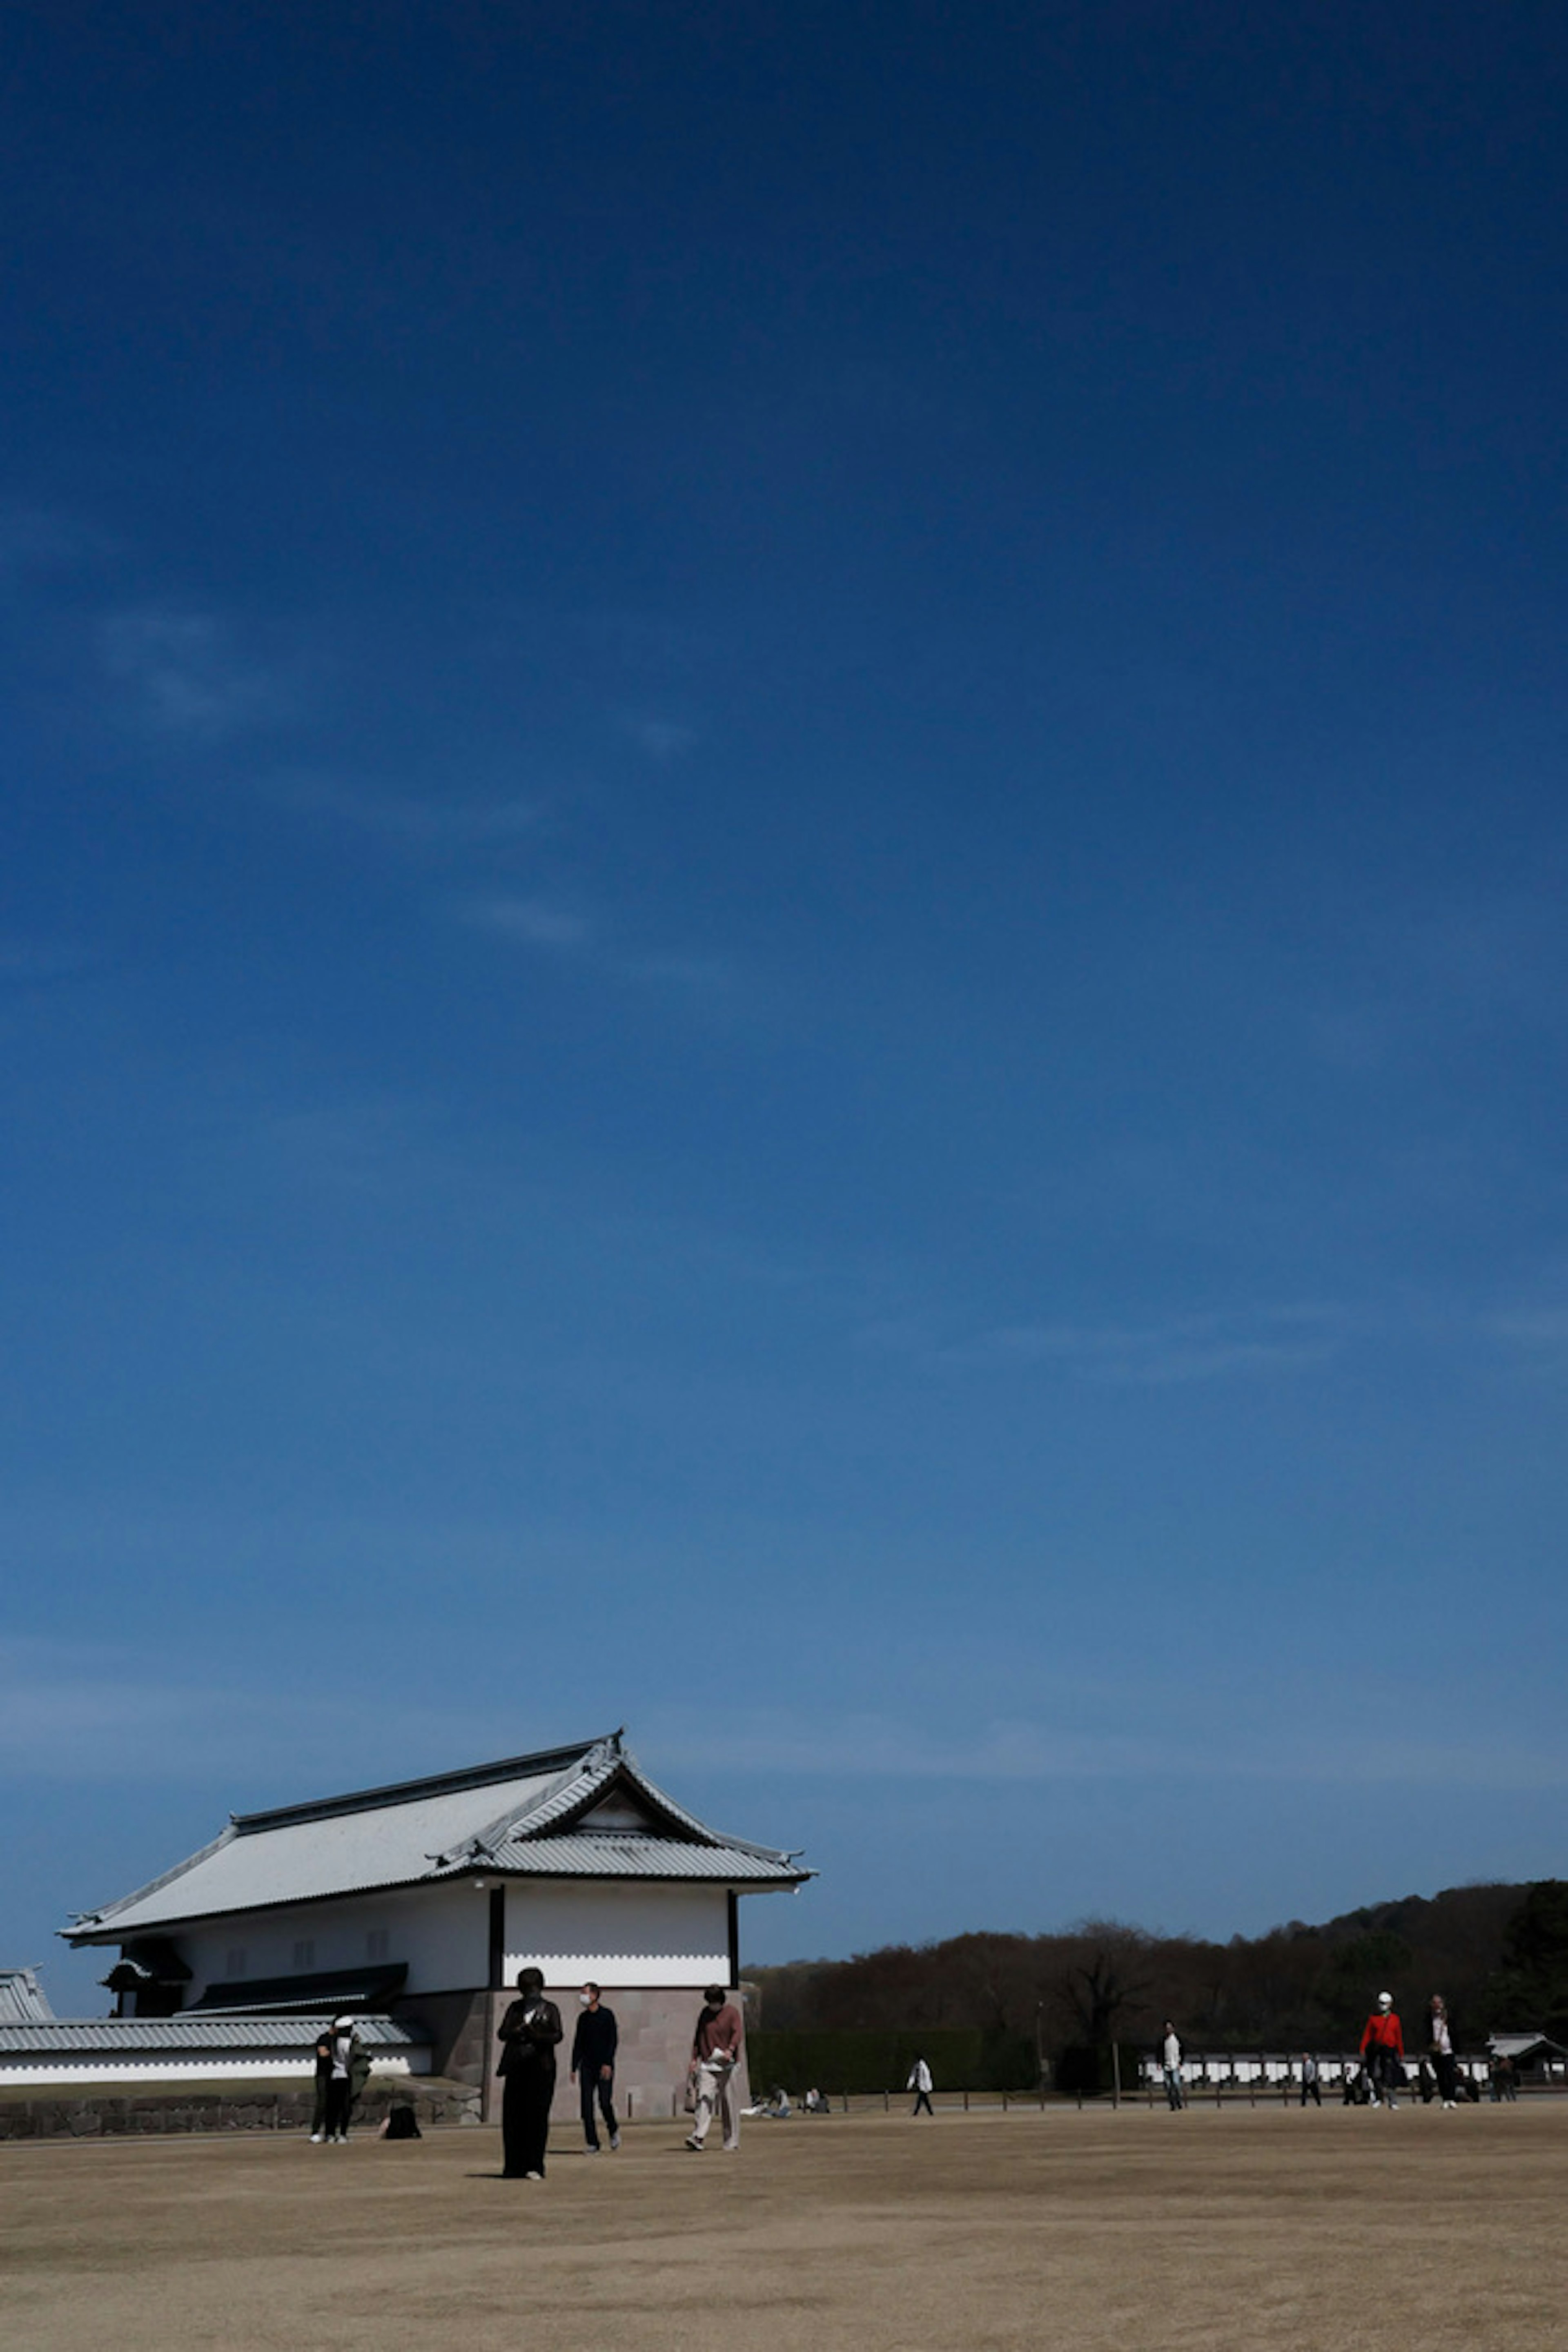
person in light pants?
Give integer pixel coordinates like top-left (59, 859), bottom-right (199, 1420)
top-left (1162, 2022), bottom-right (1185, 2110)
top-left (686, 1984), bottom-right (743, 2152)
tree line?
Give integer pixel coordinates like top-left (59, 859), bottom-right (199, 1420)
top-left (748, 1880), bottom-right (1568, 2072)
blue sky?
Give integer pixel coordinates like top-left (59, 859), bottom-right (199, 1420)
top-left (4, 3), bottom-right (1567, 2011)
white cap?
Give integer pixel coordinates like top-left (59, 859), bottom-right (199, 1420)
top-left (1377, 1992), bottom-right (1393, 2008)
top-left (333, 2014), bottom-right (355, 2029)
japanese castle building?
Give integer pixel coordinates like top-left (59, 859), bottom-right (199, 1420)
top-left (48, 1731), bottom-right (808, 2105)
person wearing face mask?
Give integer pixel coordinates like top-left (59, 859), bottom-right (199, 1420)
top-left (570, 1982), bottom-right (620, 2152)
top-left (1359, 1991), bottom-right (1405, 2109)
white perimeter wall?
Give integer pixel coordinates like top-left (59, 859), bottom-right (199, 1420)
top-left (177, 1883), bottom-right (488, 2001)
top-left (0, 2053), bottom-right (422, 2088)
top-left (503, 1881), bottom-right (731, 1990)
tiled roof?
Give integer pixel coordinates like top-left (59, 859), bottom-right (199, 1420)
top-left (482, 1834), bottom-right (807, 1879)
top-left (0, 2013), bottom-right (425, 2055)
top-left (67, 1733), bottom-right (808, 1939)
top-left (0, 1971), bottom-right (55, 2024)
top-left (186, 1963), bottom-right (408, 2013)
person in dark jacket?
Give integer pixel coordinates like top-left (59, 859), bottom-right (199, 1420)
top-left (570, 1982), bottom-right (620, 2152)
top-left (497, 1967), bottom-right (564, 2178)
top-left (314, 2016), bottom-right (370, 2143)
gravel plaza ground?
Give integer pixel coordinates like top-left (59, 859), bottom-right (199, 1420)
top-left (4, 2100), bottom-right (1566, 2352)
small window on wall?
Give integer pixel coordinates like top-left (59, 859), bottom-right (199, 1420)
top-left (292, 1939), bottom-right (315, 1971)
top-left (366, 1929), bottom-right (390, 1962)
top-left (225, 1949), bottom-right (247, 1979)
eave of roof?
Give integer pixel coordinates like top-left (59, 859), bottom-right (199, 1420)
top-left (0, 2014), bottom-right (426, 2055)
top-left (63, 1733), bottom-right (809, 1942)
top-left (67, 1846), bottom-right (810, 1942)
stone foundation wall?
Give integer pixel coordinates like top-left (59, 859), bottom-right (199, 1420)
top-left (483, 1983), bottom-right (752, 2127)
top-left (0, 2076), bottom-right (481, 2143)
top-left (394, 1987), bottom-right (492, 2085)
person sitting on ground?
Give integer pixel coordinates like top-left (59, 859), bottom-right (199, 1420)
top-left (377, 2101), bottom-right (422, 2140)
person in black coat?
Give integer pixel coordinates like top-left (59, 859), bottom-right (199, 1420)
top-left (570, 1981), bottom-right (620, 2152)
top-left (497, 1967), bottom-right (564, 2178)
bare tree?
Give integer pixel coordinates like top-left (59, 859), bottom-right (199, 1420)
top-left (1051, 1922), bottom-right (1156, 2050)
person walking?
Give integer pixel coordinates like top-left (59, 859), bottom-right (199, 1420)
top-left (310, 2023), bottom-right (333, 2142)
top-left (570, 1982), bottom-right (620, 2153)
top-left (685, 1984), bottom-right (743, 2152)
top-left (497, 1966), bottom-right (564, 2178)
top-left (1359, 1991), bottom-right (1405, 2108)
top-left (1161, 2022), bottom-right (1185, 2110)
top-left (1299, 2052), bottom-right (1321, 2107)
top-left (907, 2056), bottom-right (934, 2116)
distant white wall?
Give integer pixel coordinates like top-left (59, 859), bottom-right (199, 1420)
top-left (176, 1883), bottom-right (488, 2001)
top-left (504, 1881), bottom-right (731, 1990)
top-left (0, 2053), bottom-right (423, 2087)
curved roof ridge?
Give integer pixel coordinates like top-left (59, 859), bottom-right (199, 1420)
top-left (232, 1734), bottom-right (615, 1835)
top-left (69, 1823), bottom-right (239, 1934)
top-left (432, 1732), bottom-right (626, 1865)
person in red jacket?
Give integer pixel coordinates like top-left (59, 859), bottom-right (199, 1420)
top-left (1359, 1991), bottom-right (1405, 2108)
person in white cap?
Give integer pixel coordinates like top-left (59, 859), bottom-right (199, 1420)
top-left (320, 2015), bottom-right (365, 2142)
top-left (1359, 1992), bottom-right (1405, 2108)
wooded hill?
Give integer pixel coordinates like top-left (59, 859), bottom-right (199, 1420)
top-left (748, 1880), bottom-right (1568, 2085)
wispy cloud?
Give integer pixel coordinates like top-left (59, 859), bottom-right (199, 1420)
top-left (100, 606), bottom-right (294, 738)
top-left (1487, 1303), bottom-right (1568, 1375)
top-left (467, 895), bottom-right (594, 950)
top-left (0, 1638), bottom-right (513, 1791)
top-left (0, 505), bottom-right (113, 585)
top-left (462, 893), bottom-right (731, 996)
top-left (6, 1642), bottom-right (1563, 1806)
top-left (1302, 873), bottom-right (1568, 1073)
top-left (646, 1706), bottom-right (1568, 1794)
top-left (269, 769), bottom-right (543, 848)
top-left (927, 1305), bottom-right (1346, 1386)
top-left (624, 716), bottom-right (697, 762)
top-left (650, 1712), bottom-right (1165, 1784)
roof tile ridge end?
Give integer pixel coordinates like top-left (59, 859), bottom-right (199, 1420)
top-left (617, 1752), bottom-right (802, 1863)
top-left (61, 1821), bottom-right (239, 1938)
top-left (428, 1736), bottom-right (620, 1867)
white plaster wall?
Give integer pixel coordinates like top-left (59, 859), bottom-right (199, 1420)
top-left (175, 1882), bottom-right (489, 2001)
top-left (503, 1881), bottom-right (731, 1989)
top-left (0, 2054), bottom-right (423, 2087)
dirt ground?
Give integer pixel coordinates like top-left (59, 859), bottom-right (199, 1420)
top-left (4, 2101), bottom-right (1565, 2352)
